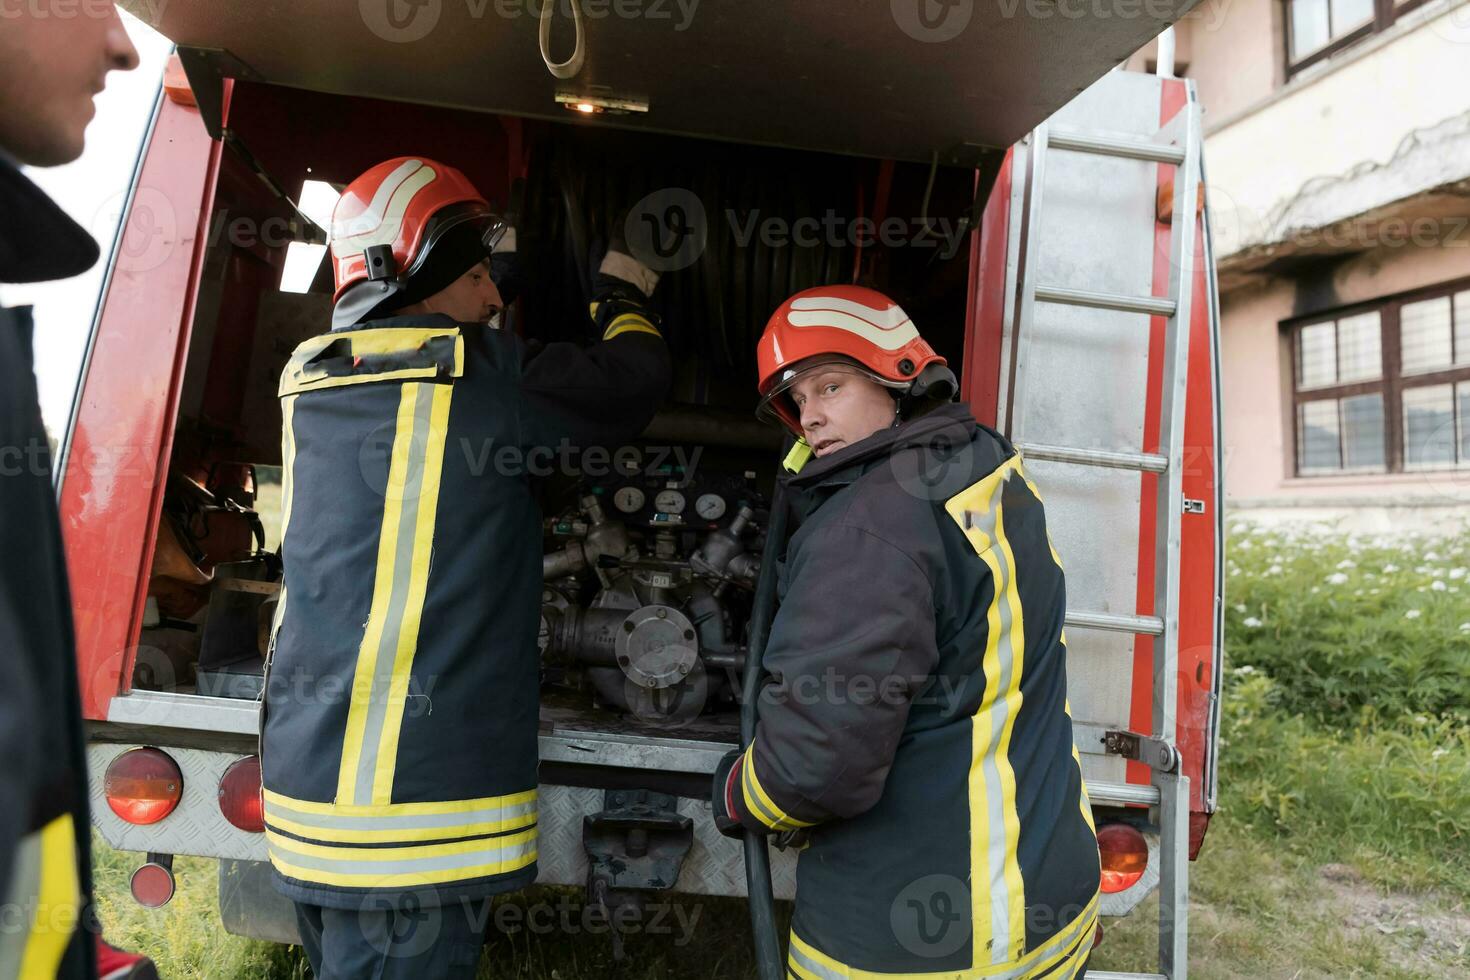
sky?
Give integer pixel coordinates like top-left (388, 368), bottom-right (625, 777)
top-left (8, 13), bottom-right (173, 437)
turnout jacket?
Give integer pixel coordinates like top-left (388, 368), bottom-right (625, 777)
top-left (0, 157), bottom-right (99, 979)
top-left (718, 404), bottom-right (1101, 978)
top-left (261, 291), bottom-right (670, 909)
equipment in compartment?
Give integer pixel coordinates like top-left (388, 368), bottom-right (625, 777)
top-left (538, 455), bottom-right (768, 727)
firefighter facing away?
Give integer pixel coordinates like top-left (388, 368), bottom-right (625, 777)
top-left (260, 158), bottom-right (671, 978)
top-left (712, 286), bottom-right (1102, 978)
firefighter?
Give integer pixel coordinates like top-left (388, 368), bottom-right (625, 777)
top-left (712, 286), bottom-right (1101, 978)
top-left (0, 11), bottom-right (163, 980)
top-left (259, 157), bottom-right (671, 978)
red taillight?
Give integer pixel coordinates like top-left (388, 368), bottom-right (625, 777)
top-left (104, 748), bottom-right (183, 825)
top-left (218, 756), bottom-right (264, 833)
top-left (130, 861), bottom-right (175, 907)
top-left (1097, 823), bottom-right (1148, 894)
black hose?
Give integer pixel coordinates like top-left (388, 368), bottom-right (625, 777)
top-left (740, 469), bottom-right (790, 980)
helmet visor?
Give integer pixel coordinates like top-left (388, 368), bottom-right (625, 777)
top-left (404, 204), bottom-right (507, 281)
top-left (755, 355), bottom-right (910, 429)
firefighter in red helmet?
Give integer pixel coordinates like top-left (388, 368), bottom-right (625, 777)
top-left (261, 157), bottom-right (670, 978)
top-left (714, 285), bottom-right (1101, 978)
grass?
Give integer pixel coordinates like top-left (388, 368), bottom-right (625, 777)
top-left (92, 520), bottom-right (1470, 978)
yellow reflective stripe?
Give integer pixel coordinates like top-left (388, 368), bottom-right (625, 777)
top-left (990, 497), bottom-right (1029, 963)
top-left (263, 786), bottom-right (536, 817)
top-left (338, 385), bottom-right (421, 803)
top-left (943, 456), bottom-right (1028, 965)
top-left (741, 749), bottom-right (815, 832)
top-left (265, 808), bottom-right (536, 845)
top-left (371, 382), bottom-right (454, 803)
top-left (17, 815), bottom-right (80, 979)
top-left (280, 328), bottom-right (464, 396)
top-left (266, 827), bottom-right (537, 889)
top-left (787, 892), bottom-right (1098, 978)
top-left (603, 313), bottom-right (661, 341)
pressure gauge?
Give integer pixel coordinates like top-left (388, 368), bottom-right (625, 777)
top-left (695, 493), bottom-right (727, 521)
top-left (654, 489), bottom-right (687, 514)
top-left (613, 486), bottom-right (646, 514)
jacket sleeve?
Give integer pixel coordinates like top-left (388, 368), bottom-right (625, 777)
top-left (726, 522), bottom-right (941, 834)
top-left (514, 254), bottom-right (672, 452)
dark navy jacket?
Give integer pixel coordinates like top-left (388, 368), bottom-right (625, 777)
top-left (721, 404), bottom-right (1101, 978)
top-left (0, 156), bottom-right (99, 979)
top-left (261, 297), bottom-right (669, 909)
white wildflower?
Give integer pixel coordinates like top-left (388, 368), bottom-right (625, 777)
top-left (1336, 559), bottom-right (1356, 570)
top-left (1327, 573), bottom-right (1349, 585)
top-left (1432, 580), bottom-right (1448, 592)
top-left (1243, 616), bottom-right (1263, 628)
top-left (1405, 609), bottom-right (1422, 620)
top-left (1432, 748), bottom-right (1449, 760)
top-left (1451, 568), bottom-right (1466, 580)
top-left (1383, 563), bottom-right (1400, 573)
top-left (1233, 665), bottom-right (1256, 676)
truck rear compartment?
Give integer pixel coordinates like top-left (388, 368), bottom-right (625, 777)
top-left (131, 81), bottom-right (980, 758)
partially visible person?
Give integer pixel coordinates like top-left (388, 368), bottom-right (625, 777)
top-left (0, 8), bottom-right (158, 979)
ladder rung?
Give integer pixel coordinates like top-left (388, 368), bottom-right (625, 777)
top-left (1035, 284), bottom-right (1178, 318)
top-left (1049, 127), bottom-right (1186, 165)
top-left (1086, 781), bottom-right (1160, 807)
top-left (1084, 973), bottom-right (1169, 980)
top-left (1017, 443), bottom-right (1168, 474)
top-left (1066, 611), bottom-right (1165, 636)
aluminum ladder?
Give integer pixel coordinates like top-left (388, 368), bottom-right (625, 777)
top-left (1006, 100), bottom-right (1204, 980)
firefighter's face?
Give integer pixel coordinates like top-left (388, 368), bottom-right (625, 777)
top-left (418, 259), bottom-right (504, 326)
top-left (0, 5), bottom-right (139, 166)
top-left (791, 368), bottom-right (897, 457)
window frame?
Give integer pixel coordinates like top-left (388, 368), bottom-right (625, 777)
top-left (1283, 0), bottom-right (1433, 77)
top-left (1286, 275), bottom-right (1470, 477)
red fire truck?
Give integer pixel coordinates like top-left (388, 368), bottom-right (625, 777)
top-left (63, 5), bottom-right (1221, 977)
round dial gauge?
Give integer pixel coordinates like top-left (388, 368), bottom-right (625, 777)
top-left (695, 493), bottom-right (727, 521)
top-left (613, 486), bottom-right (646, 514)
top-left (654, 489), bottom-right (687, 514)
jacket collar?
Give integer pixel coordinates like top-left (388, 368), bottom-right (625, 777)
top-left (785, 402), bottom-right (985, 490)
top-left (0, 153), bottom-right (99, 285)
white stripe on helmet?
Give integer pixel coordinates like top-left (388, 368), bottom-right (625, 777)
top-left (330, 159), bottom-right (435, 258)
top-left (787, 302), bottom-right (919, 351)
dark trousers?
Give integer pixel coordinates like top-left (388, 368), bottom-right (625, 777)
top-left (294, 897), bottom-right (491, 980)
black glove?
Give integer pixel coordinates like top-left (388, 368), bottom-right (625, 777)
top-left (711, 748), bottom-right (744, 839)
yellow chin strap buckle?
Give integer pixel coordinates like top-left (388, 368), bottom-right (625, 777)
top-left (783, 439), bottom-right (814, 474)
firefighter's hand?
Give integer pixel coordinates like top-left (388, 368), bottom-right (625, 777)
top-left (711, 748), bottom-right (745, 838)
top-left (597, 251), bottom-right (659, 301)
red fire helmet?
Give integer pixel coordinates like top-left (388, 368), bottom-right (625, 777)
top-left (755, 285), bottom-right (948, 435)
top-left (329, 157), bottom-right (503, 303)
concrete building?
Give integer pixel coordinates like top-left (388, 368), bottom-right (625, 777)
top-left (1128, 0), bottom-right (1470, 531)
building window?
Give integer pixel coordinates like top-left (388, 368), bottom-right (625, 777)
top-left (1284, 0), bottom-right (1430, 75)
top-left (1289, 279), bottom-right (1470, 476)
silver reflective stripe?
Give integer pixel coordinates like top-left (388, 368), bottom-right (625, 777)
top-left (274, 833), bottom-right (536, 877)
top-left (788, 944), bottom-right (845, 980)
top-left (268, 797), bottom-right (536, 834)
top-left (354, 382), bottom-right (436, 805)
top-left (971, 496), bottom-right (1018, 966)
top-left (0, 829), bottom-right (42, 977)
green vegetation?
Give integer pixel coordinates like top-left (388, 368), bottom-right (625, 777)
top-left (92, 521), bottom-right (1470, 977)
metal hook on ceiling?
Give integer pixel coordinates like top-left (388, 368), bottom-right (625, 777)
top-left (539, 0), bottom-right (586, 80)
